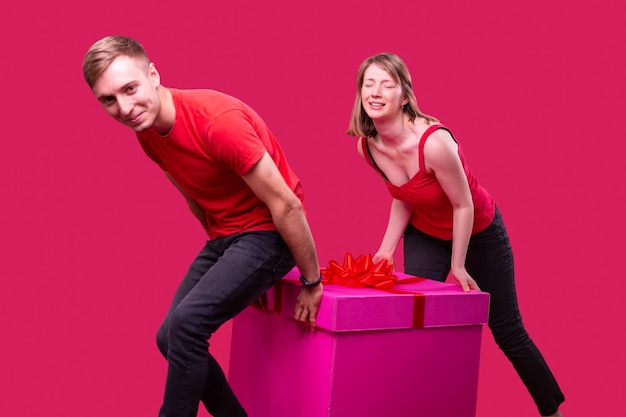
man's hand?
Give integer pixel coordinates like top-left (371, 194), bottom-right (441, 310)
top-left (294, 284), bottom-right (323, 328)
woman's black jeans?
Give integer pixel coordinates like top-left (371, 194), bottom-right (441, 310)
top-left (156, 231), bottom-right (296, 417)
top-left (404, 207), bottom-right (564, 416)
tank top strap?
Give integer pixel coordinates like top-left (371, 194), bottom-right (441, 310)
top-left (360, 137), bottom-right (390, 181)
top-left (418, 124), bottom-right (448, 171)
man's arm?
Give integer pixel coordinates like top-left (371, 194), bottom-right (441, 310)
top-left (163, 171), bottom-right (210, 235)
top-left (241, 152), bottom-right (322, 328)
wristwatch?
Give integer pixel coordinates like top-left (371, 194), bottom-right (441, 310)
top-left (299, 274), bottom-right (323, 288)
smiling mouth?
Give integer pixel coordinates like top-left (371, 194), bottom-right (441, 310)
top-left (127, 113), bottom-right (143, 124)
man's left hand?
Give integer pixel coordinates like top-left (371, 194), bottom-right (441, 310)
top-left (294, 284), bottom-right (323, 328)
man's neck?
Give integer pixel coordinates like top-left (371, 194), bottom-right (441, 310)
top-left (154, 86), bottom-right (175, 135)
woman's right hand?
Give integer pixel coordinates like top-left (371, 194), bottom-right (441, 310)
top-left (373, 251), bottom-right (394, 265)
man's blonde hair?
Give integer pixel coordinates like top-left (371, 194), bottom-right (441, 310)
top-left (82, 35), bottom-right (150, 89)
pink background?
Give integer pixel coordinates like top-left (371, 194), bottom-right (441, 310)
top-left (1, 1), bottom-right (624, 416)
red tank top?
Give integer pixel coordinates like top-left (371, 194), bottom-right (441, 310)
top-left (361, 124), bottom-right (495, 240)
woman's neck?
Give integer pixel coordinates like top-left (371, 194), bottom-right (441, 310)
top-left (374, 116), bottom-right (434, 154)
top-left (374, 115), bottom-right (408, 145)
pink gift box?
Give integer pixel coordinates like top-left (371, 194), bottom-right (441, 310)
top-left (229, 267), bottom-right (490, 417)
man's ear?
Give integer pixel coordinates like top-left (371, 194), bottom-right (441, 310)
top-left (149, 62), bottom-right (160, 87)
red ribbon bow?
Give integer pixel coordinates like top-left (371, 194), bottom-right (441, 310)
top-left (321, 252), bottom-right (398, 289)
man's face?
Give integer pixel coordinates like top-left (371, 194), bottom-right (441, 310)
top-left (92, 55), bottom-right (161, 132)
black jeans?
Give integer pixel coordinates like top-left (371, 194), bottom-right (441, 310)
top-left (404, 208), bottom-right (564, 416)
top-left (156, 231), bottom-right (296, 417)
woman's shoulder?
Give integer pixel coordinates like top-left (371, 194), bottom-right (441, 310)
top-left (420, 122), bottom-right (454, 144)
top-left (420, 123), bottom-right (460, 169)
top-left (356, 136), bottom-right (366, 157)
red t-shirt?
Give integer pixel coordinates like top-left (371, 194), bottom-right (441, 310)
top-left (362, 124), bottom-right (495, 240)
top-left (137, 88), bottom-right (303, 239)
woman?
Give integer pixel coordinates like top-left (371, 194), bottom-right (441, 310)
top-left (347, 53), bottom-right (565, 417)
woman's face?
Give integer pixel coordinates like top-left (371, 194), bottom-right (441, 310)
top-left (360, 63), bottom-right (406, 121)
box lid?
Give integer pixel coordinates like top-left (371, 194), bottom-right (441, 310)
top-left (265, 267), bottom-right (490, 332)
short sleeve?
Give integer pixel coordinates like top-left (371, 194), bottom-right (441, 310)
top-left (206, 109), bottom-right (266, 176)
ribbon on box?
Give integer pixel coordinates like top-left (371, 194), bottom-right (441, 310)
top-left (321, 253), bottom-right (427, 328)
top-left (321, 252), bottom-right (425, 289)
top-left (321, 252), bottom-right (397, 289)
top-left (275, 253), bottom-right (428, 328)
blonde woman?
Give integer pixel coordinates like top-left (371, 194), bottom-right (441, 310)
top-left (347, 52), bottom-right (564, 417)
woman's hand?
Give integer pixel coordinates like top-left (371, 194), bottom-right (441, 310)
top-left (373, 251), bottom-right (394, 265)
top-left (450, 266), bottom-right (480, 292)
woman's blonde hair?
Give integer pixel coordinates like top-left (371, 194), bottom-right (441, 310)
top-left (82, 35), bottom-right (150, 89)
top-left (347, 52), bottom-right (438, 138)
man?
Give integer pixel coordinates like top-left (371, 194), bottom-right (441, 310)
top-left (82, 35), bottom-right (323, 417)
